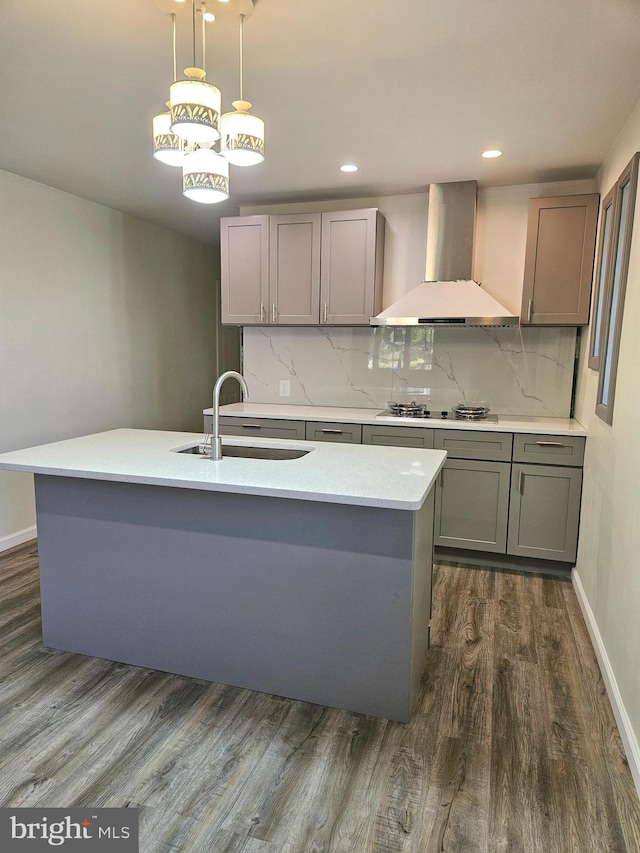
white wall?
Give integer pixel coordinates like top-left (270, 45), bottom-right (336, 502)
top-left (573, 98), bottom-right (640, 787)
top-left (0, 169), bottom-right (218, 549)
top-left (474, 179), bottom-right (597, 314)
top-left (241, 181), bottom-right (596, 416)
top-left (241, 192), bottom-right (429, 309)
top-left (243, 181), bottom-right (598, 314)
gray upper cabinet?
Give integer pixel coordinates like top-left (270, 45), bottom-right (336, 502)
top-left (220, 215), bottom-right (269, 324)
top-left (507, 464), bottom-right (583, 563)
top-left (270, 213), bottom-right (321, 325)
top-left (320, 209), bottom-right (384, 324)
top-left (221, 208), bottom-right (384, 325)
top-left (521, 193), bottom-right (599, 325)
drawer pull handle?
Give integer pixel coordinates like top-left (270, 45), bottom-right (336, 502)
top-left (272, 303), bottom-right (277, 323)
top-left (535, 441), bottom-right (565, 447)
top-left (260, 302), bottom-right (265, 323)
top-left (321, 428), bottom-right (343, 434)
top-left (242, 423), bottom-right (262, 429)
top-left (527, 299), bottom-right (533, 322)
top-left (323, 302), bottom-right (328, 323)
top-left (518, 469), bottom-right (524, 494)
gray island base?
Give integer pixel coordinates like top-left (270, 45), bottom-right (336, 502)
top-left (34, 474), bottom-right (435, 722)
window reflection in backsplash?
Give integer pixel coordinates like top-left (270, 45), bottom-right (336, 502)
top-left (369, 327), bottom-right (435, 405)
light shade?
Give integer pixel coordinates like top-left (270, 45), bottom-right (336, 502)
top-left (170, 73), bottom-right (221, 144)
top-left (152, 112), bottom-right (186, 166)
top-left (220, 100), bottom-right (265, 166)
top-left (182, 148), bottom-right (230, 204)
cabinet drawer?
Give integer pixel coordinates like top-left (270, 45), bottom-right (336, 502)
top-left (305, 422), bottom-right (362, 443)
top-left (208, 416), bottom-right (306, 440)
top-left (512, 434), bottom-right (585, 467)
top-left (362, 424), bottom-right (434, 449)
top-left (434, 429), bottom-right (513, 461)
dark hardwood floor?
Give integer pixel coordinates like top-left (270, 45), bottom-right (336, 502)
top-left (1, 540), bottom-right (639, 852)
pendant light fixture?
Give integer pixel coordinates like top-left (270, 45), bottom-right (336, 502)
top-left (152, 14), bottom-right (186, 166)
top-left (170, 0), bottom-right (221, 144)
top-left (220, 13), bottom-right (265, 166)
top-left (183, 146), bottom-right (230, 203)
top-left (153, 0), bottom-right (262, 204)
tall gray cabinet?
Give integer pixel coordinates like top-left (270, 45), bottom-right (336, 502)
top-left (521, 193), bottom-right (599, 325)
top-left (220, 209), bottom-right (384, 325)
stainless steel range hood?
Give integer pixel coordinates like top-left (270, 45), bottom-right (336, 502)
top-left (370, 181), bottom-right (519, 327)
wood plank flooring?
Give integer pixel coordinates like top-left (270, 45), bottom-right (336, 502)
top-left (1, 541), bottom-right (640, 852)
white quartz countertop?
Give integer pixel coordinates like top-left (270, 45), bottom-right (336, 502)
top-left (0, 429), bottom-right (446, 511)
top-left (206, 403), bottom-right (587, 437)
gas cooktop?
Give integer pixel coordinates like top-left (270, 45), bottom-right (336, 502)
top-left (383, 401), bottom-right (498, 423)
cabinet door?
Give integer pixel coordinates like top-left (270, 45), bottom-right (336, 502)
top-left (320, 209), bottom-right (384, 325)
top-left (521, 194), bottom-right (599, 325)
top-left (269, 213), bottom-right (321, 324)
top-left (435, 459), bottom-right (511, 553)
top-left (507, 464), bottom-right (582, 562)
top-left (221, 216), bottom-right (269, 324)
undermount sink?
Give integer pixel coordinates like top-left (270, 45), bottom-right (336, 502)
top-left (177, 444), bottom-right (310, 460)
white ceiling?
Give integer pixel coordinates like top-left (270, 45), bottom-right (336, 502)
top-left (1, 0), bottom-right (640, 245)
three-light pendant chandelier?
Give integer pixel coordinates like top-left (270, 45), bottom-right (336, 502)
top-left (152, 0), bottom-right (264, 204)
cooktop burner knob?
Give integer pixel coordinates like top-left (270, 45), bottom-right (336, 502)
top-left (441, 411), bottom-right (449, 418)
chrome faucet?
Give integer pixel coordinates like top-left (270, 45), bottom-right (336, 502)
top-left (211, 370), bottom-right (249, 461)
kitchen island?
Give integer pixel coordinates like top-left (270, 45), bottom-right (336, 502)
top-left (0, 429), bottom-right (446, 722)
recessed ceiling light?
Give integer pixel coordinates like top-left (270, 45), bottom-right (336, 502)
top-left (340, 164), bottom-right (358, 173)
top-left (482, 149), bottom-right (503, 159)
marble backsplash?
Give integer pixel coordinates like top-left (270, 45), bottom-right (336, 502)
top-left (242, 325), bottom-right (578, 417)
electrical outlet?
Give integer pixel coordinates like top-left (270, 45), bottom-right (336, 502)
top-left (279, 380), bottom-right (291, 397)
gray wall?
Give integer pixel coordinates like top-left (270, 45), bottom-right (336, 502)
top-left (0, 168), bottom-right (219, 547)
top-left (573, 95), bottom-right (640, 790)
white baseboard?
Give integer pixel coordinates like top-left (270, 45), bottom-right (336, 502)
top-left (572, 568), bottom-right (640, 796)
top-left (0, 526), bottom-right (37, 553)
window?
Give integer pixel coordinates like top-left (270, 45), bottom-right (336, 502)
top-left (588, 187), bottom-right (615, 369)
top-left (594, 153), bottom-right (639, 424)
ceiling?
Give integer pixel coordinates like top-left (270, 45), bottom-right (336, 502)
top-left (1, 0), bottom-right (640, 245)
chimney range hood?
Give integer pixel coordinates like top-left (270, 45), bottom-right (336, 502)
top-left (370, 181), bottom-right (519, 327)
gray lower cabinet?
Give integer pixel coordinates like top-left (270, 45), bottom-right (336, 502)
top-left (507, 463), bottom-right (583, 563)
top-left (305, 422), bottom-right (362, 443)
top-left (435, 459), bottom-right (511, 553)
top-left (203, 414), bottom-right (585, 565)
